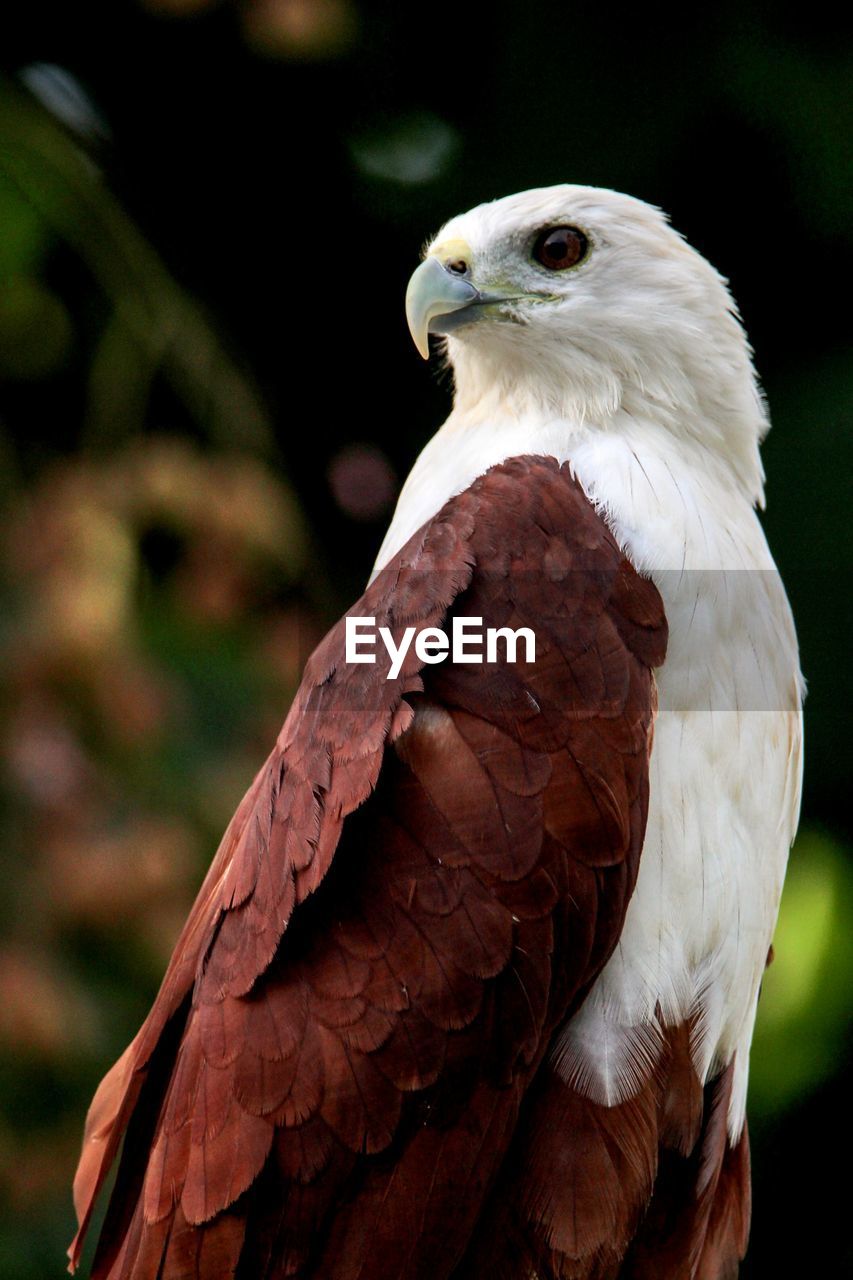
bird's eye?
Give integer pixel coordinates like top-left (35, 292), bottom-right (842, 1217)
top-left (532, 225), bottom-right (589, 271)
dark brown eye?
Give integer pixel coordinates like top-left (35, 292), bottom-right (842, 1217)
top-left (532, 225), bottom-right (589, 270)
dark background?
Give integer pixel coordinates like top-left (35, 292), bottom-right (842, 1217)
top-left (0, 2), bottom-right (850, 1275)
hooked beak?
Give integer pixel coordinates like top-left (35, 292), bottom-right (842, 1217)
top-left (405, 257), bottom-right (479, 359)
top-left (405, 245), bottom-right (538, 360)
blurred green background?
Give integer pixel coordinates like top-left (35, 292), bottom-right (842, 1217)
top-left (0, 2), bottom-right (850, 1275)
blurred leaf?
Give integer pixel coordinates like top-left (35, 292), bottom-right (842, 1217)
top-left (0, 173), bottom-right (50, 277)
top-left (723, 23), bottom-right (853, 239)
top-left (350, 112), bottom-right (461, 187)
top-left (18, 64), bottom-right (110, 145)
top-left (750, 829), bottom-right (853, 1116)
top-left (0, 276), bottom-right (72, 379)
top-left (0, 79), bottom-right (278, 457)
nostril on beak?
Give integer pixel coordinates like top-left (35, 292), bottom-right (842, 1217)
top-left (446, 259), bottom-right (469, 276)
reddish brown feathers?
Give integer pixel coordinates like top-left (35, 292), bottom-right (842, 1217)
top-left (68, 457), bottom-right (743, 1279)
top-left (457, 1029), bottom-right (749, 1280)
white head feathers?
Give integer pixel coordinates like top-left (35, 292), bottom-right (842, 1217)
top-left (426, 185), bottom-right (767, 505)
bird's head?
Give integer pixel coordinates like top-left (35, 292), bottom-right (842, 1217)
top-left (406, 185), bottom-right (767, 498)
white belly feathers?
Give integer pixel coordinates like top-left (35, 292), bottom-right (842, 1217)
top-left (374, 409), bottom-right (803, 1138)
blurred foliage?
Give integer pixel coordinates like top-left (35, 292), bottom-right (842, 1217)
top-left (0, 77), bottom-right (330, 1279)
top-left (0, 83), bottom-right (283, 457)
top-left (0, 2), bottom-right (851, 1276)
top-left (0, 434), bottom-right (327, 1276)
top-left (751, 832), bottom-right (853, 1116)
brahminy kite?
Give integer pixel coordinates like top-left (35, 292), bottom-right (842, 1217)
top-left (69, 185), bottom-right (803, 1279)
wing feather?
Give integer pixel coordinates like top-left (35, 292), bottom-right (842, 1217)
top-left (70, 456), bottom-right (667, 1279)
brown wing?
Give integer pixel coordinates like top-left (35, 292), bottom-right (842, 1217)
top-left (69, 455), bottom-right (667, 1280)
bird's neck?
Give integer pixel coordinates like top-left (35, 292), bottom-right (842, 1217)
top-left (373, 399), bottom-right (766, 581)
top-left (445, 328), bottom-right (767, 508)
top-left (448, 339), bottom-right (623, 425)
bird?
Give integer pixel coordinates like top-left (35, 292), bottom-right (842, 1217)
top-left (69, 185), bottom-right (803, 1280)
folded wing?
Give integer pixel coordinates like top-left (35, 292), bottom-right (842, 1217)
top-left (69, 456), bottom-right (666, 1280)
